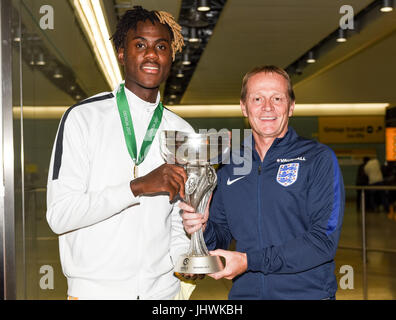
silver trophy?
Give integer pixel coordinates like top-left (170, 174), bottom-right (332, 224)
top-left (160, 130), bottom-right (230, 274)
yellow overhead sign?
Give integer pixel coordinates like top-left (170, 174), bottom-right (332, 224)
top-left (319, 116), bottom-right (385, 144)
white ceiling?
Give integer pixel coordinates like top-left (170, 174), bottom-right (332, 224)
top-left (112, 0), bottom-right (181, 22)
top-left (13, 0), bottom-right (396, 111)
top-left (181, 0), bottom-right (380, 104)
top-left (294, 12), bottom-right (396, 104)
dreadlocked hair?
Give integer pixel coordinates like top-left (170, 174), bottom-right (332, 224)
top-left (111, 6), bottom-right (184, 61)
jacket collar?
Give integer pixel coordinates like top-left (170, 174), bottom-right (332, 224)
top-left (242, 127), bottom-right (299, 162)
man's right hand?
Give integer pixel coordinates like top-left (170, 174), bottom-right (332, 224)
top-left (179, 193), bottom-right (211, 234)
top-left (130, 164), bottom-right (187, 202)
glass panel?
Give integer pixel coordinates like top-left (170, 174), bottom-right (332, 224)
top-left (11, 0), bottom-right (24, 300)
top-left (11, 0), bottom-right (109, 299)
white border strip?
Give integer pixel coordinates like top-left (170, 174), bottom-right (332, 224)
top-left (13, 103), bottom-right (390, 119)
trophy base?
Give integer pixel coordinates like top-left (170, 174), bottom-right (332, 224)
top-left (174, 254), bottom-right (224, 274)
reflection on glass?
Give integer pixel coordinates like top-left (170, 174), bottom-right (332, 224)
top-left (11, 0), bottom-right (110, 299)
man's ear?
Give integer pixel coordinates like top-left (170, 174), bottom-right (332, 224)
top-left (288, 101), bottom-right (295, 117)
top-left (240, 100), bottom-right (248, 117)
top-left (117, 47), bottom-right (125, 65)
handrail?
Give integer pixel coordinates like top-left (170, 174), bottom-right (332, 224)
top-left (25, 187), bottom-right (46, 193)
top-left (338, 246), bottom-right (396, 254)
top-left (345, 185), bottom-right (396, 190)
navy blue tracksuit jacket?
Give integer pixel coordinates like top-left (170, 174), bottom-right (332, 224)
top-left (204, 127), bottom-right (345, 300)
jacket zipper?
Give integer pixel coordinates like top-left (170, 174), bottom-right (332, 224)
top-left (257, 161), bottom-right (265, 299)
top-left (257, 162), bottom-right (263, 248)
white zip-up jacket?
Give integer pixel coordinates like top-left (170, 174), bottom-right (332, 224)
top-left (46, 86), bottom-right (194, 299)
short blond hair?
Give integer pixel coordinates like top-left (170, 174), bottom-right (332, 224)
top-left (240, 65), bottom-right (295, 103)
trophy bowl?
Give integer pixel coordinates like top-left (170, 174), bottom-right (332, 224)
top-left (160, 130), bottom-right (230, 274)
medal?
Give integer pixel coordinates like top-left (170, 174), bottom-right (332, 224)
top-left (116, 83), bottom-right (164, 179)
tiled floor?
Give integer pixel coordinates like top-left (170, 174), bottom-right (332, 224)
top-left (15, 196), bottom-right (396, 300)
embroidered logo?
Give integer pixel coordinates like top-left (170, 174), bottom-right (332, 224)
top-left (277, 157), bottom-right (306, 163)
top-left (227, 176), bottom-right (246, 186)
top-left (276, 163), bottom-right (299, 187)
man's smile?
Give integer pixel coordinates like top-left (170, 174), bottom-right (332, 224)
top-left (142, 63), bottom-right (160, 74)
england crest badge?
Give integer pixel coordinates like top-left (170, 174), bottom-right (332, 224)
top-left (276, 163), bottom-right (299, 187)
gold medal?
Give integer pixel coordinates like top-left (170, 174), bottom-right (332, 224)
top-left (133, 165), bottom-right (138, 179)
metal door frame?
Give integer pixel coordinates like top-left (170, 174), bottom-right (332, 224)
top-left (1, 0), bottom-right (17, 300)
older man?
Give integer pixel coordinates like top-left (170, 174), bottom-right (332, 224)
top-left (180, 65), bottom-right (345, 300)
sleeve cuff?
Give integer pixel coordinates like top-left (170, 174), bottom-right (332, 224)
top-left (116, 181), bottom-right (141, 208)
top-left (247, 249), bottom-right (265, 273)
top-left (203, 221), bottom-right (216, 251)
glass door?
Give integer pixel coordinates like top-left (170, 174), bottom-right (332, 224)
top-left (8, 0), bottom-right (110, 299)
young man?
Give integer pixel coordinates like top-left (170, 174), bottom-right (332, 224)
top-left (46, 6), bottom-right (194, 300)
top-left (181, 65), bottom-right (345, 299)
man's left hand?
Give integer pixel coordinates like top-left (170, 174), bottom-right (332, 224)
top-left (208, 249), bottom-right (247, 280)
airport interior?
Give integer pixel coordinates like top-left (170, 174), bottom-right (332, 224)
top-left (1, 0), bottom-right (396, 300)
